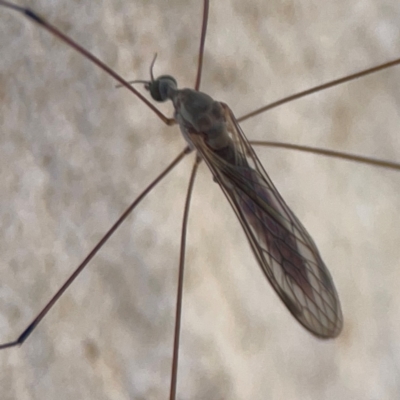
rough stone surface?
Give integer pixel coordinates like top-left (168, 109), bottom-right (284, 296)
top-left (1, 0), bottom-right (400, 399)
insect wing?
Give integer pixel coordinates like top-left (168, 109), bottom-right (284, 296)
top-left (190, 103), bottom-right (343, 338)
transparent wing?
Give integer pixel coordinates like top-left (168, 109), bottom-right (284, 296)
top-left (189, 103), bottom-right (343, 338)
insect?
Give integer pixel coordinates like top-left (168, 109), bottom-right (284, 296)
top-left (1, 0), bottom-right (400, 399)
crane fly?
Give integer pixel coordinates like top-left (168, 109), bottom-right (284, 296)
top-left (1, 0), bottom-right (400, 399)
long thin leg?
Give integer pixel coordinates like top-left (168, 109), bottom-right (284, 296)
top-left (194, 0), bottom-right (209, 91)
top-left (238, 58), bottom-right (400, 123)
top-left (0, 0), bottom-right (175, 125)
top-left (169, 155), bottom-right (201, 400)
top-left (0, 148), bottom-right (190, 350)
top-left (249, 141), bottom-right (400, 171)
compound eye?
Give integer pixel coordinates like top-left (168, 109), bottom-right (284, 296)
top-left (148, 75), bottom-right (177, 102)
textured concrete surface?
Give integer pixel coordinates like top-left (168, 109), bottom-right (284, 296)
top-left (1, 0), bottom-right (400, 399)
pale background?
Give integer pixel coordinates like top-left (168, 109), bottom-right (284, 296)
top-left (1, 0), bottom-right (400, 399)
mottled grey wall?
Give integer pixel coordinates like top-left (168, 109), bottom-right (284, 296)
top-left (1, 0), bottom-right (400, 399)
